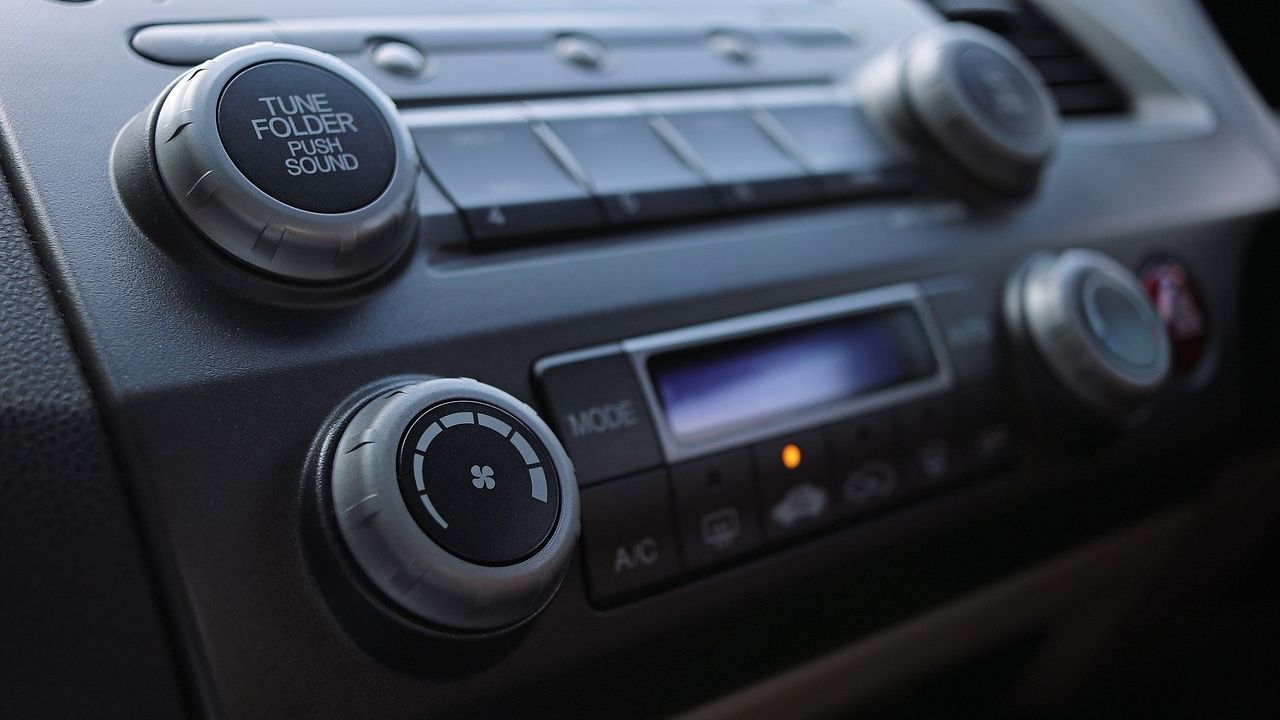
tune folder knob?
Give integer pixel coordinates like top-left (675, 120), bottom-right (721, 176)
top-left (126, 43), bottom-right (419, 282)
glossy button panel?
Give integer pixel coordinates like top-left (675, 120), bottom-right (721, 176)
top-left (655, 108), bottom-right (818, 210)
top-left (671, 450), bottom-right (763, 570)
top-left (410, 113), bottom-right (602, 245)
top-left (581, 471), bottom-right (682, 605)
top-left (543, 112), bottom-right (716, 225)
top-left (752, 429), bottom-right (834, 539)
top-left (761, 102), bottom-right (912, 198)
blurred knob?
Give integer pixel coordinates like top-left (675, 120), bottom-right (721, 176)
top-left (1008, 249), bottom-right (1172, 417)
top-left (858, 23), bottom-right (1058, 196)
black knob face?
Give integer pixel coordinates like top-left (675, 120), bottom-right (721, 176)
top-left (217, 60), bottom-right (396, 214)
top-left (329, 378), bottom-right (579, 633)
top-left (397, 400), bottom-right (561, 566)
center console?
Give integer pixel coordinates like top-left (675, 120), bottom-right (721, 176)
top-left (1, 0), bottom-right (1277, 717)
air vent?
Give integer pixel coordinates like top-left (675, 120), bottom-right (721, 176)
top-left (925, 0), bottom-right (1129, 116)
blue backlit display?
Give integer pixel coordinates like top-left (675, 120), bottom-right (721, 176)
top-left (650, 308), bottom-right (935, 440)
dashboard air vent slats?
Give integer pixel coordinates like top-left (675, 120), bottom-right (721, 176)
top-left (925, 0), bottom-right (1129, 116)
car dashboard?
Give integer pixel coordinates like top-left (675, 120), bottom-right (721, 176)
top-left (1, 1), bottom-right (1279, 718)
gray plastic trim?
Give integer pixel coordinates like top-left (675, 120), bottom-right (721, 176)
top-left (621, 283), bottom-right (954, 464)
top-left (329, 378), bottom-right (580, 632)
top-left (152, 43), bottom-right (419, 282)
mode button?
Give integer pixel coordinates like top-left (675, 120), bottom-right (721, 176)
top-left (535, 346), bottom-right (664, 485)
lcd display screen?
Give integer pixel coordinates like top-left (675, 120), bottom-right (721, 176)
top-left (649, 307), bottom-right (937, 441)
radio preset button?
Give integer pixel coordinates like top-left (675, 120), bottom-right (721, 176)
top-left (132, 23), bottom-right (280, 65)
top-left (752, 429), bottom-right (835, 540)
top-left (827, 411), bottom-right (906, 517)
top-left (761, 103), bottom-right (910, 199)
top-left (671, 450), bottom-right (764, 570)
top-left (534, 347), bottom-right (664, 485)
top-left (544, 114), bottom-right (716, 225)
top-left (656, 108), bottom-right (818, 211)
top-left (581, 471), bottom-right (683, 605)
top-left (411, 119), bottom-right (602, 245)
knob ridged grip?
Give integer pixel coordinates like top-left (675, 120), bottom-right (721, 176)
top-left (858, 23), bottom-right (1058, 196)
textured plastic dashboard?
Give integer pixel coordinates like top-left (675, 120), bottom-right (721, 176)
top-left (1, 0), bottom-right (1279, 718)
top-left (0, 172), bottom-right (185, 717)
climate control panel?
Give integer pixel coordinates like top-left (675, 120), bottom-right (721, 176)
top-left (535, 280), bottom-right (1018, 605)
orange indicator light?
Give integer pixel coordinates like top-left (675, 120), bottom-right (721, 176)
top-left (781, 443), bottom-right (803, 470)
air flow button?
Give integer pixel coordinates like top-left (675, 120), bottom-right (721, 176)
top-left (411, 114), bottom-right (603, 246)
top-left (760, 102), bottom-right (914, 199)
top-left (534, 346), bottom-right (664, 485)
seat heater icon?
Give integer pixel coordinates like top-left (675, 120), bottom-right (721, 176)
top-left (470, 464), bottom-right (496, 490)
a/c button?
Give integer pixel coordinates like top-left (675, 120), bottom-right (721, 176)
top-left (581, 471), bottom-right (682, 606)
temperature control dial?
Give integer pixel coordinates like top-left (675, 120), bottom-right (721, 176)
top-left (330, 379), bottom-right (579, 632)
top-left (1007, 249), bottom-right (1172, 418)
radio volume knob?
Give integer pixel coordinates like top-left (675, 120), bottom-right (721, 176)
top-left (143, 43), bottom-right (418, 282)
top-left (1008, 249), bottom-right (1172, 418)
top-left (857, 23), bottom-right (1058, 196)
top-left (327, 378), bottom-right (580, 632)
